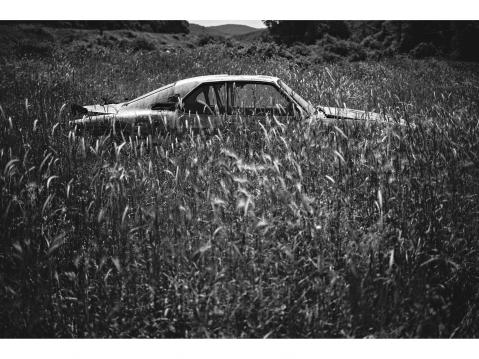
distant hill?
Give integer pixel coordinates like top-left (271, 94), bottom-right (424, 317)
top-left (188, 23), bottom-right (263, 38)
top-left (188, 23), bottom-right (226, 38)
top-left (233, 28), bottom-right (269, 42)
top-left (208, 24), bottom-right (261, 37)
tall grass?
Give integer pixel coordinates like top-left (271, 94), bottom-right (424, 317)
top-left (1, 46), bottom-right (479, 337)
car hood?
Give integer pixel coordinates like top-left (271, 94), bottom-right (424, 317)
top-left (319, 106), bottom-right (388, 122)
top-left (71, 103), bottom-right (123, 117)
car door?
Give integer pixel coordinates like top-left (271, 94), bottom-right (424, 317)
top-left (228, 81), bottom-right (299, 125)
top-left (180, 82), bottom-right (227, 133)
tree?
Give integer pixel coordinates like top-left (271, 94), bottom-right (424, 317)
top-left (263, 20), bottom-right (350, 44)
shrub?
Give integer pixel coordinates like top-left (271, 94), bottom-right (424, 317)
top-left (360, 35), bottom-right (383, 50)
top-left (17, 41), bottom-right (54, 57)
top-left (197, 34), bottom-right (222, 46)
top-left (315, 35), bottom-right (367, 61)
top-left (410, 42), bottom-right (439, 59)
top-left (130, 38), bottom-right (157, 52)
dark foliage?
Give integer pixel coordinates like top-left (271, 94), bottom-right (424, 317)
top-left (263, 20), bottom-right (479, 62)
top-left (2, 20), bottom-right (190, 34)
top-left (264, 20), bottom-right (350, 44)
top-left (196, 33), bottom-right (225, 46)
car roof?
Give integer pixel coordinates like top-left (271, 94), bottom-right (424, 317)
top-left (176, 74), bottom-right (279, 85)
top-left (174, 74), bottom-right (280, 97)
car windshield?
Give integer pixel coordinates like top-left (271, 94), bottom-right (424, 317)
top-left (278, 80), bottom-right (315, 115)
top-left (125, 83), bottom-right (174, 106)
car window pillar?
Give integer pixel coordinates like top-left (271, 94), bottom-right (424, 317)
top-left (227, 82), bottom-right (235, 115)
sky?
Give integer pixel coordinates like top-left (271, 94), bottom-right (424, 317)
top-left (189, 20), bottom-right (266, 28)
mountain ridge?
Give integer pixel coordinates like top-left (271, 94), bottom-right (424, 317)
top-left (207, 24), bottom-right (262, 37)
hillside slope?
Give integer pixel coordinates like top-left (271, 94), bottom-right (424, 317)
top-left (188, 23), bottom-right (226, 38)
top-left (208, 24), bottom-right (261, 37)
top-left (233, 28), bottom-right (269, 41)
top-left (0, 23), bottom-right (199, 57)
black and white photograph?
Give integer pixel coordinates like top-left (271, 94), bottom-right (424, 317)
top-left (1, 0), bottom-right (479, 355)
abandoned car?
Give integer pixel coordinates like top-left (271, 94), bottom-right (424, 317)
top-left (71, 74), bottom-right (393, 136)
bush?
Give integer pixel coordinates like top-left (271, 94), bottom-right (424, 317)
top-left (316, 35), bottom-right (367, 61)
top-left (130, 38), bottom-right (157, 52)
top-left (410, 42), bottom-right (439, 59)
top-left (197, 34), bottom-right (213, 46)
top-left (290, 43), bottom-right (311, 56)
top-left (17, 41), bottom-right (54, 57)
top-left (361, 35), bottom-right (383, 50)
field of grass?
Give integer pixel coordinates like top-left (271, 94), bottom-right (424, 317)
top-left (1, 45), bottom-right (479, 337)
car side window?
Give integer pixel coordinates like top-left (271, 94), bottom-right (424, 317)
top-left (208, 84), bottom-right (226, 112)
top-left (183, 83), bottom-right (226, 115)
top-left (231, 82), bottom-right (293, 116)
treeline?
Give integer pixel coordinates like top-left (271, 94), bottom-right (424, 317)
top-left (3, 20), bottom-right (189, 34)
top-left (263, 21), bottom-right (479, 61)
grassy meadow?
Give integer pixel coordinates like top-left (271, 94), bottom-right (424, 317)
top-left (1, 44), bottom-right (479, 337)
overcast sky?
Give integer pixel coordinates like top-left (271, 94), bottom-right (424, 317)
top-left (189, 20), bottom-right (266, 28)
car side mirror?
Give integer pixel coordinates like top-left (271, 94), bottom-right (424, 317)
top-left (170, 94), bottom-right (185, 112)
top-left (151, 95), bottom-right (182, 112)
